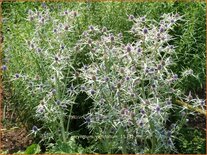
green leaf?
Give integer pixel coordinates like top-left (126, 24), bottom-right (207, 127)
top-left (24, 144), bottom-right (41, 154)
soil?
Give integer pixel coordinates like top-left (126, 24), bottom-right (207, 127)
top-left (1, 127), bottom-right (33, 153)
top-left (0, 87), bottom-right (33, 153)
top-left (188, 113), bottom-right (206, 133)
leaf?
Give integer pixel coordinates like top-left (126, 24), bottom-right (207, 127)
top-left (24, 144), bottom-right (41, 154)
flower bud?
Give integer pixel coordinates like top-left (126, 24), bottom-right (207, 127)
top-left (29, 16), bottom-right (34, 21)
top-left (118, 33), bottom-right (123, 39)
top-left (172, 74), bottom-right (178, 80)
top-left (145, 100), bottom-right (150, 104)
top-left (161, 60), bottom-right (165, 66)
top-left (53, 29), bottom-right (57, 33)
top-left (131, 93), bottom-right (135, 98)
top-left (126, 44), bottom-right (132, 52)
top-left (175, 13), bottom-right (179, 18)
top-left (83, 65), bottom-right (88, 70)
top-left (55, 56), bottom-right (59, 61)
top-left (102, 27), bottom-right (107, 33)
top-left (140, 109), bottom-right (145, 115)
top-left (157, 64), bottom-right (162, 70)
top-left (32, 125), bottom-right (39, 132)
top-left (73, 11), bottom-right (77, 17)
top-left (64, 11), bottom-right (68, 15)
top-left (137, 47), bottom-right (142, 53)
top-left (120, 68), bottom-right (125, 74)
top-left (104, 77), bottom-right (109, 82)
top-left (1, 65), bottom-right (7, 71)
top-left (166, 99), bottom-right (172, 105)
top-left (91, 89), bottom-right (95, 95)
top-left (201, 100), bottom-right (205, 106)
top-left (55, 100), bottom-right (61, 105)
top-left (110, 35), bottom-right (115, 42)
top-left (141, 17), bottom-right (145, 22)
top-left (80, 85), bottom-right (86, 91)
top-left (117, 82), bottom-right (121, 89)
top-left (143, 28), bottom-right (148, 34)
top-left (138, 121), bottom-right (143, 127)
top-left (156, 106), bottom-right (161, 113)
top-left (88, 39), bottom-right (92, 45)
top-left (36, 48), bottom-right (42, 53)
top-left (89, 25), bottom-right (94, 31)
top-left (128, 15), bottom-right (135, 20)
top-left (52, 89), bottom-right (56, 94)
top-left (131, 112), bottom-right (135, 117)
top-left (92, 75), bottom-right (96, 81)
top-left (159, 27), bottom-right (164, 33)
top-left (64, 25), bottom-right (69, 31)
top-left (15, 73), bottom-right (20, 78)
top-left (125, 76), bottom-right (130, 81)
top-left (85, 116), bottom-right (90, 123)
top-left (75, 72), bottom-right (79, 77)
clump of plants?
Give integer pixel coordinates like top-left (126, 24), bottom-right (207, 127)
top-left (76, 13), bottom-right (205, 153)
top-left (2, 5), bottom-right (205, 154)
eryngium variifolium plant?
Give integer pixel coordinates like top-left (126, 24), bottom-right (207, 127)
top-left (8, 9), bottom-right (80, 144)
top-left (3, 8), bottom-right (205, 153)
top-left (76, 13), bottom-right (205, 153)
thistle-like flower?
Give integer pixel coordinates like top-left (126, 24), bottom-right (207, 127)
top-left (32, 126), bottom-right (38, 132)
top-left (1, 65), bottom-right (7, 71)
top-left (143, 28), bottom-right (148, 34)
top-left (15, 74), bottom-right (20, 78)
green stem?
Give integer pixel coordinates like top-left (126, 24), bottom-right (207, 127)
top-left (140, 75), bottom-right (156, 153)
top-left (149, 119), bottom-right (156, 153)
top-left (55, 72), bottom-right (66, 143)
top-left (60, 116), bottom-right (66, 143)
top-left (30, 52), bottom-right (46, 82)
top-left (65, 48), bottom-right (79, 132)
top-left (66, 103), bottom-right (73, 132)
top-left (141, 75), bottom-right (146, 99)
top-left (121, 127), bottom-right (127, 154)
